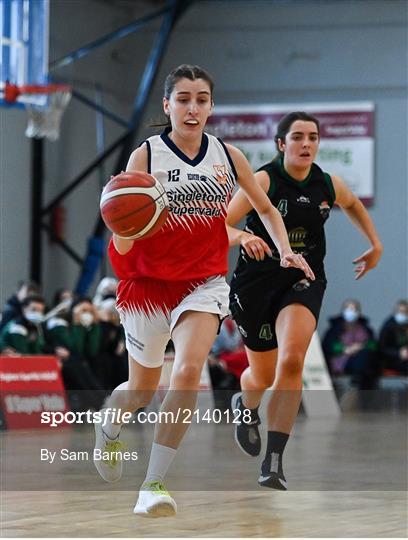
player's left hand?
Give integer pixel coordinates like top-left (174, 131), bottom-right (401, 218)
top-left (240, 232), bottom-right (272, 261)
top-left (352, 245), bottom-right (382, 279)
top-left (280, 252), bottom-right (315, 281)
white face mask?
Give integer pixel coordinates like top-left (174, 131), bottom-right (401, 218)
top-left (79, 312), bottom-right (94, 328)
top-left (394, 313), bottom-right (408, 325)
top-left (25, 311), bottom-right (44, 325)
top-left (342, 308), bottom-right (359, 323)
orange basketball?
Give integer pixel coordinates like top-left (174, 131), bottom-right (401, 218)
top-left (100, 171), bottom-right (169, 240)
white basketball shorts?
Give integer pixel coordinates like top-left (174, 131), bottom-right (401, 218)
top-left (116, 275), bottom-right (230, 368)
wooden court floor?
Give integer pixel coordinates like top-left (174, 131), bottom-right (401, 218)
top-left (1, 411), bottom-right (407, 537)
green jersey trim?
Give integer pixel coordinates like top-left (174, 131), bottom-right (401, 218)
top-left (279, 157), bottom-right (312, 186)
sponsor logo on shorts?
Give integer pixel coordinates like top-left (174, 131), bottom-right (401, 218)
top-left (292, 279), bottom-right (311, 292)
top-left (233, 293), bottom-right (244, 311)
top-left (238, 325), bottom-right (247, 338)
top-left (126, 332), bottom-right (145, 351)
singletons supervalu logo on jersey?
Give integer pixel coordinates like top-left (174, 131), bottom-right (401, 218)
top-left (164, 165), bottom-right (232, 223)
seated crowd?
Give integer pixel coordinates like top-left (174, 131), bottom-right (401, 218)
top-left (0, 280), bottom-right (407, 411)
top-left (0, 278), bottom-right (128, 410)
top-left (322, 299), bottom-right (408, 389)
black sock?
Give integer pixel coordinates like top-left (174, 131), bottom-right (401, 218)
top-left (266, 431), bottom-right (289, 454)
top-left (262, 431), bottom-right (289, 476)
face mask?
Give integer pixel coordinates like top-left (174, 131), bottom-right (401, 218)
top-left (342, 309), bottom-right (359, 323)
top-left (25, 311), bottom-right (44, 325)
top-left (79, 312), bottom-right (94, 328)
top-left (394, 313), bottom-right (408, 325)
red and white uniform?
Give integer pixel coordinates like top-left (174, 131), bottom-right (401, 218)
top-left (108, 128), bottom-right (236, 366)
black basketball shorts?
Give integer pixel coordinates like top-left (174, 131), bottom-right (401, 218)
top-left (229, 274), bottom-right (327, 351)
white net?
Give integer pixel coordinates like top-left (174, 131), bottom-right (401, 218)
top-left (25, 89), bottom-right (72, 141)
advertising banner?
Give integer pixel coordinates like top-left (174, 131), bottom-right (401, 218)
top-left (0, 355), bottom-right (69, 429)
top-left (207, 102), bottom-right (375, 205)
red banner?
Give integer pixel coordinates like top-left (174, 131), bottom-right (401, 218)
top-left (0, 355), bottom-right (69, 429)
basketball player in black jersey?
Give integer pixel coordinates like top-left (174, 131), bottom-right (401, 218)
top-left (226, 112), bottom-right (382, 490)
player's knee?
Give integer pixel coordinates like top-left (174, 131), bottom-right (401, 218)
top-left (278, 351), bottom-right (304, 378)
top-left (171, 363), bottom-right (201, 387)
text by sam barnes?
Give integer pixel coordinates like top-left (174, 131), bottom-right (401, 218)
top-left (40, 448), bottom-right (138, 464)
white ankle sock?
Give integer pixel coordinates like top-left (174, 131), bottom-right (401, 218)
top-left (144, 443), bottom-right (177, 484)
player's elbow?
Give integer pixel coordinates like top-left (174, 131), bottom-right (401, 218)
top-left (225, 213), bottom-right (238, 227)
top-left (113, 235), bottom-right (134, 255)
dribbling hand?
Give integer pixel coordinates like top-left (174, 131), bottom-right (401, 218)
top-left (280, 252), bottom-right (315, 281)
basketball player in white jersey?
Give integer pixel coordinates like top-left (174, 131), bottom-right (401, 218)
top-left (93, 65), bottom-right (314, 517)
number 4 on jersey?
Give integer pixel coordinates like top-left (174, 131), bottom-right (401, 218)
top-left (259, 323), bottom-right (273, 340)
top-left (277, 199), bottom-right (288, 217)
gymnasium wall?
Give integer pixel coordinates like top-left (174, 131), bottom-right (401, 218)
top-left (1, 0), bottom-right (407, 332)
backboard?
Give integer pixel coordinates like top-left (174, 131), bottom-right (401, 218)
top-left (1, 0), bottom-right (49, 107)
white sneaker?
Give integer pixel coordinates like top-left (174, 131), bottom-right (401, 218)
top-left (134, 481), bottom-right (177, 517)
top-left (93, 420), bottom-right (125, 483)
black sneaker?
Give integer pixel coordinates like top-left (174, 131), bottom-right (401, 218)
top-left (231, 392), bottom-right (261, 456)
top-left (258, 452), bottom-right (287, 490)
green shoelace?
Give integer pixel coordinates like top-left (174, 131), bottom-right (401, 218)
top-left (102, 440), bottom-right (126, 468)
top-left (141, 480), bottom-right (170, 496)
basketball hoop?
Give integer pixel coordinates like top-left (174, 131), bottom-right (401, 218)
top-left (4, 82), bottom-right (72, 141)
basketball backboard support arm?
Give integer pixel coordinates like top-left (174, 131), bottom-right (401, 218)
top-left (49, 4), bottom-right (174, 129)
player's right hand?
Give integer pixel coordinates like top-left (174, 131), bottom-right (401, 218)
top-left (280, 252), bottom-right (315, 281)
top-left (240, 232), bottom-right (272, 261)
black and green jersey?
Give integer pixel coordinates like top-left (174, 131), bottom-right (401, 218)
top-left (238, 157), bottom-right (335, 278)
top-left (230, 158), bottom-right (334, 350)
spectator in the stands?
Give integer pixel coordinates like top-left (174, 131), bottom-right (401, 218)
top-left (44, 287), bottom-right (75, 326)
top-left (95, 297), bottom-right (128, 392)
top-left (0, 280), bottom-right (40, 331)
top-left (45, 297), bottom-right (105, 410)
top-left (52, 287), bottom-right (74, 309)
top-left (322, 299), bottom-right (380, 389)
top-left (0, 295), bottom-right (46, 355)
top-left (47, 297), bottom-right (102, 362)
top-left (378, 300), bottom-right (408, 376)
